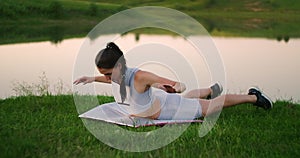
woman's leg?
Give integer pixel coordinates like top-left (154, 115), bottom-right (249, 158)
top-left (199, 94), bottom-right (257, 116)
top-left (199, 87), bottom-right (273, 117)
top-left (184, 88), bottom-right (211, 99)
top-left (184, 83), bottom-right (223, 99)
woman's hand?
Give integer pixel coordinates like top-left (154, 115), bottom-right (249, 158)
top-left (151, 83), bottom-right (183, 93)
top-left (151, 83), bottom-right (167, 91)
top-left (73, 76), bottom-right (95, 85)
top-left (163, 85), bottom-right (176, 93)
top-left (172, 82), bottom-right (186, 93)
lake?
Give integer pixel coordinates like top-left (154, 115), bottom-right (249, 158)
top-left (0, 34), bottom-right (299, 102)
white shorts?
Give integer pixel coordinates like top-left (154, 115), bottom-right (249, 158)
top-left (157, 93), bottom-right (202, 120)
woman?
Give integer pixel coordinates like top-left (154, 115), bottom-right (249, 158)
top-left (74, 42), bottom-right (273, 120)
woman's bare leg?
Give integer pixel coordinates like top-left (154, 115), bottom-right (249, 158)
top-left (199, 94), bottom-right (257, 116)
top-left (183, 88), bottom-right (211, 99)
top-left (184, 83), bottom-right (223, 99)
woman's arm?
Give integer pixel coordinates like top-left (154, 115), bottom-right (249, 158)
top-left (135, 70), bottom-right (186, 93)
top-left (73, 76), bottom-right (111, 85)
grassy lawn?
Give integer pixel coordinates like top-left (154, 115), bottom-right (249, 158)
top-left (1, 1), bottom-right (299, 157)
top-left (0, 95), bottom-right (299, 157)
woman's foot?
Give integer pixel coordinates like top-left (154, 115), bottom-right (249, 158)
top-left (207, 83), bottom-right (223, 99)
top-left (248, 87), bottom-right (273, 110)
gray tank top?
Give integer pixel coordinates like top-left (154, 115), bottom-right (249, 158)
top-left (124, 68), bottom-right (154, 114)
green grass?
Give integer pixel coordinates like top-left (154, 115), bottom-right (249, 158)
top-left (0, 0), bottom-right (126, 44)
top-left (1, 0), bottom-right (300, 44)
top-left (0, 95), bottom-right (299, 157)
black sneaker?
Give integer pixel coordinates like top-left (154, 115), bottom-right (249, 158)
top-left (207, 83), bottom-right (223, 99)
top-left (248, 87), bottom-right (273, 110)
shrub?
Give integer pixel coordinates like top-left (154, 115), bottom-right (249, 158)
top-left (48, 1), bottom-right (64, 19)
top-left (87, 3), bottom-right (98, 16)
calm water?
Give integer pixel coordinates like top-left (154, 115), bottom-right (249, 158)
top-left (1, 34), bottom-right (299, 102)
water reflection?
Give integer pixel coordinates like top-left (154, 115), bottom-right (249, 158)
top-left (276, 35), bottom-right (290, 43)
top-left (48, 25), bottom-right (65, 44)
top-left (0, 34), bottom-right (299, 102)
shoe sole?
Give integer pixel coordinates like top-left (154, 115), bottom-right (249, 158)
top-left (210, 82), bottom-right (223, 99)
top-left (249, 87), bottom-right (273, 109)
top-left (216, 82), bottom-right (223, 94)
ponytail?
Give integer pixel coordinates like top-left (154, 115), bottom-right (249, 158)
top-left (106, 42), bottom-right (123, 56)
top-left (108, 42), bottom-right (127, 103)
top-left (120, 68), bottom-right (127, 103)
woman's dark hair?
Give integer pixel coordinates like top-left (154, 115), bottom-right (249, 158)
top-left (95, 42), bottom-right (127, 103)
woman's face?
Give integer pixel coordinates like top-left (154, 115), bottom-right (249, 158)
top-left (98, 63), bottom-right (122, 84)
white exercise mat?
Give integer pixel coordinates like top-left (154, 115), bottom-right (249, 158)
top-left (79, 102), bottom-right (203, 128)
